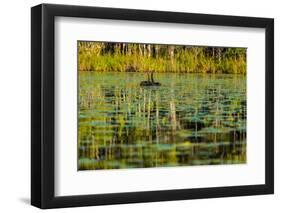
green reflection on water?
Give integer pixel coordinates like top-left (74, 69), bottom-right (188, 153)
top-left (78, 72), bottom-right (246, 170)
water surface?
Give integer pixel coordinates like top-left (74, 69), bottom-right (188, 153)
top-left (78, 72), bottom-right (246, 170)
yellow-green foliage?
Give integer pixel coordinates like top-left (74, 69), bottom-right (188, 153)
top-left (78, 42), bottom-right (246, 74)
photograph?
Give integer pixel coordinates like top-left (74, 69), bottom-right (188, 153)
top-left (29, 2), bottom-right (274, 209)
top-left (78, 41), bottom-right (247, 170)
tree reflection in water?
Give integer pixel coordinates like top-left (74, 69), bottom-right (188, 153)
top-left (78, 72), bottom-right (246, 170)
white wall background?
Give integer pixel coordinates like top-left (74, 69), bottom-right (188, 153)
top-left (0, 0), bottom-right (279, 212)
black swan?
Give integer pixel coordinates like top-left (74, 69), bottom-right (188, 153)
top-left (140, 72), bottom-right (161, 87)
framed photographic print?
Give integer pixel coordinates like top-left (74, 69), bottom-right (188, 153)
top-left (31, 3), bottom-right (274, 209)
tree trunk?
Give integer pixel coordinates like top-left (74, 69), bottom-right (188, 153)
top-left (138, 44), bottom-right (142, 56)
top-left (147, 44), bottom-right (151, 57)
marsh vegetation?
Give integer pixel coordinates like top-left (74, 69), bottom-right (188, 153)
top-left (78, 42), bottom-right (246, 74)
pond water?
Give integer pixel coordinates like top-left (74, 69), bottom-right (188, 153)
top-left (78, 72), bottom-right (246, 170)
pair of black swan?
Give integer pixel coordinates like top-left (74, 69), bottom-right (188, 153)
top-left (140, 72), bottom-right (161, 87)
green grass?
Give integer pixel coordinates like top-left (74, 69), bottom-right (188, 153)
top-left (78, 42), bottom-right (246, 74)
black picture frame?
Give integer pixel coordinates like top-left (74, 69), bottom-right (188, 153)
top-left (31, 3), bottom-right (274, 209)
